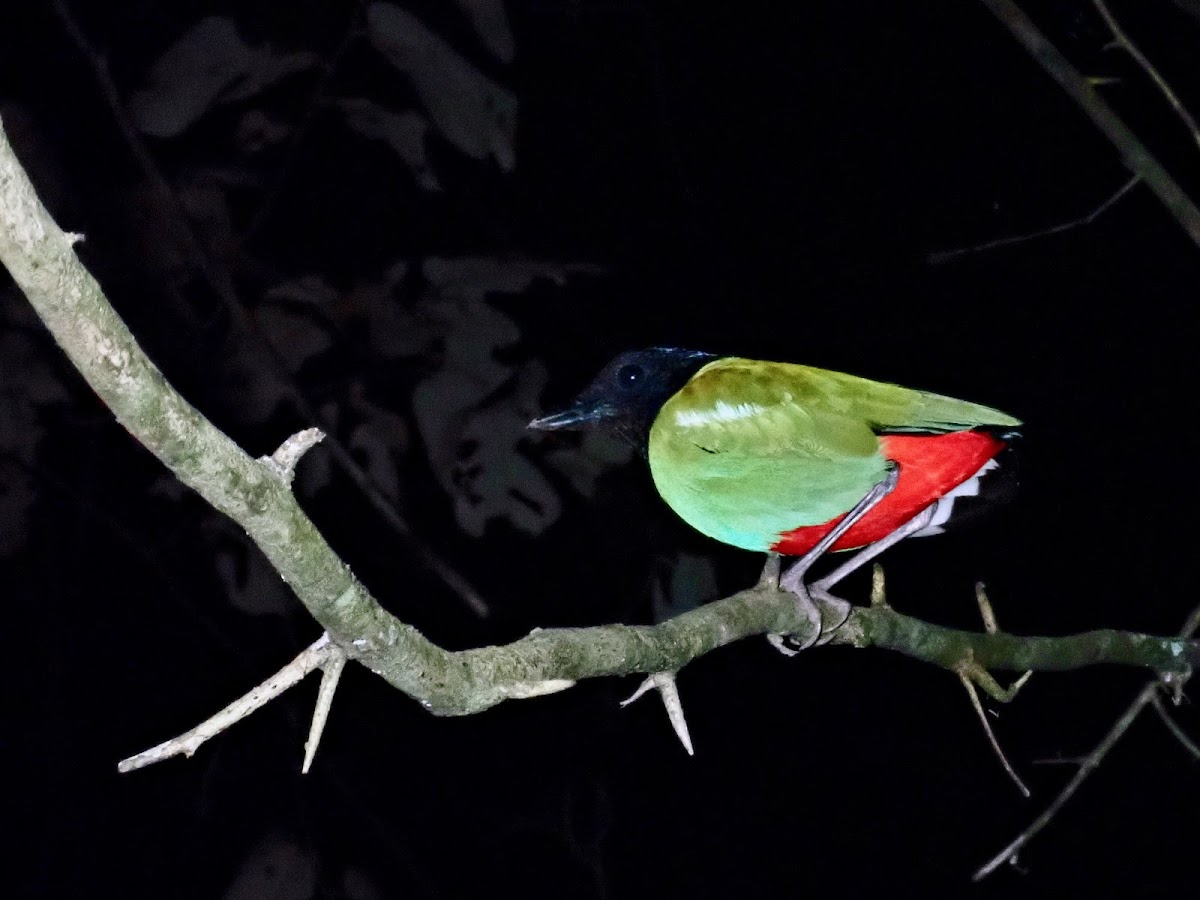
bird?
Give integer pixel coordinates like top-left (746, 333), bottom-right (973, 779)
top-left (528, 348), bottom-right (1021, 645)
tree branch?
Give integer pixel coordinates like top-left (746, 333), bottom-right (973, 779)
top-left (2, 115), bottom-right (1198, 770)
top-left (1092, 0), bottom-right (1200, 152)
top-left (927, 175), bottom-right (1140, 264)
top-left (973, 600), bottom-right (1200, 880)
top-left (973, 679), bottom-right (1161, 880)
top-left (978, 0), bottom-right (1200, 249)
top-left (119, 634), bottom-right (335, 772)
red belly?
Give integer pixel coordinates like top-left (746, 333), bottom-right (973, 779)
top-left (771, 431), bottom-right (1006, 555)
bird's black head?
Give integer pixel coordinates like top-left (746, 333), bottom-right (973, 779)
top-left (529, 347), bottom-right (716, 450)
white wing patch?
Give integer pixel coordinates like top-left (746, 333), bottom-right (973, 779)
top-left (675, 400), bottom-right (767, 428)
top-left (913, 457), bottom-right (999, 537)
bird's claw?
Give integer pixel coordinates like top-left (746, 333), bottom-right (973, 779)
top-left (767, 579), bottom-right (824, 655)
top-left (769, 579), bottom-right (851, 655)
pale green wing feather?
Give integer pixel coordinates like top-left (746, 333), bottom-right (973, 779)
top-left (772, 362), bottom-right (1022, 433)
top-left (646, 357), bottom-right (1019, 552)
top-left (648, 359), bottom-right (887, 550)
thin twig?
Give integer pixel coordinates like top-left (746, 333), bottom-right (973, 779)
top-left (1149, 693), bottom-right (1200, 761)
top-left (955, 586), bottom-right (1033, 799)
top-left (1092, 0), bottom-right (1200, 151)
top-left (241, 0), bottom-right (366, 242)
top-left (973, 679), bottom-right (1158, 880)
top-left (1031, 755), bottom-right (1087, 767)
top-left (118, 634), bottom-right (334, 772)
top-left (974, 600), bottom-right (1200, 880)
top-left (978, 0), bottom-right (1200, 249)
top-left (927, 176), bottom-right (1140, 264)
top-left (960, 673), bottom-right (1031, 797)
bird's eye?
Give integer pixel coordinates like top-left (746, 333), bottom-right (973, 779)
top-left (616, 363), bottom-right (644, 387)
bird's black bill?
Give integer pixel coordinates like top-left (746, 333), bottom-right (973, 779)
top-left (527, 402), bottom-right (614, 431)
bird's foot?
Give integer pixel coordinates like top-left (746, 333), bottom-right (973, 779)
top-left (768, 577), bottom-right (853, 656)
top-left (809, 584), bottom-right (852, 645)
top-left (767, 577), bottom-right (825, 656)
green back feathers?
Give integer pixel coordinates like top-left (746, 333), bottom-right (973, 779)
top-left (684, 358), bottom-right (1021, 435)
top-left (646, 357), bottom-right (1020, 551)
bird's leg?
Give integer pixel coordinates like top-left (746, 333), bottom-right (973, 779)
top-left (780, 466), bottom-right (899, 593)
top-left (794, 502), bottom-right (941, 648)
top-left (780, 503), bottom-right (935, 650)
top-left (777, 466), bottom-right (899, 649)
top-left (812, 501), bottom-right (938, 595)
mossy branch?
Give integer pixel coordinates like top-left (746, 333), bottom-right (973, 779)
top-left (1, 117), bottom-right (1196, 755)
top-left (831, 606), bottom-right (1197, 674)
top-left (978, 0), bottom-right (1200, 249)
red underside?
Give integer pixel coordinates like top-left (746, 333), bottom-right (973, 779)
top-left (771, 431), bottom-right (1006, 556)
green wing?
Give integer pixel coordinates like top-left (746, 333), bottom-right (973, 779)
top-left (646, 357), bottom-right (1020, 552)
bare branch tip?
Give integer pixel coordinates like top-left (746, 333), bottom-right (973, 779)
top-left (500, 679), bottom-right (576, 700)
top-left (974, 582), bottom-right (1000, 634)
top-left (117, 634), bottom-right (333, 774)
top-left (959, 673), bottom-right (1030, 798)
top-left (758, 552), bottom-right (782, 590)
top-left (262, 427), bottom-right (326, 484)
top-left (870, 563), bottom-right (887, 608)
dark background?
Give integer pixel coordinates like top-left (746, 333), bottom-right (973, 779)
top-left (2, 1), bottom-right (1198, 897)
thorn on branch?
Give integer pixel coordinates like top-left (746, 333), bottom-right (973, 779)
top-left (261, 427), bottom-right (325, 485)
top-left (758, 552), bottom-right (781, 589)
top-left (498, 679), bottom-right (577, 700)
top-left (621, 672), bottom-right (694, 756)
top-left (303, 643), bottom-right (348, 774)
top-left (870, 563), bottom-right (888, 608)
top-left (975, 582), bottom-right (999, 634)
